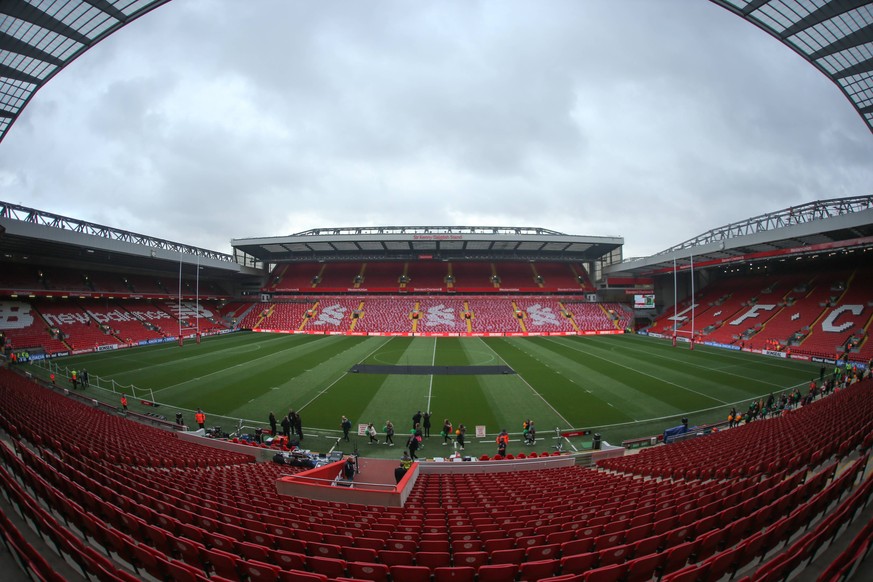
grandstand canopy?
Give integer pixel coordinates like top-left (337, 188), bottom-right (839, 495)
top-left (232, 226), bottom-right (624, 264)
top-left (607, 196), bottom-right (873, 277)
top-left (0, 200), bottom-right (246, 277)
top-left (711, 0), bottom-right (873, 133)
top-left (0, 0), bottom-right (170, 144)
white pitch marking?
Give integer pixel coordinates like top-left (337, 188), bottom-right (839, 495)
top-left (478, 338), bottom-right (573, 429)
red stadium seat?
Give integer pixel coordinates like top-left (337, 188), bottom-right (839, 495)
top-left (477, 563), bottom-right (520, 582)
top-left (561, 551), bottom-right (598, 574)
top-left (415, 551), bottom-right (451, 569)
top-left (378, 550), bottom-right (414, 566)
top-left (389, 565), bottom-right (432, 582)
top-left (583, 562), bottom-right (628, 582)
top-left (238, 559), bottom-right (281, 582)
top-left (278, 570), bottom-right (327, 582)
top-left (307, 556), bottom-right (347, 578)
top-left (519, 558), bottom-right (560, 581)
top-left (347, 561), bottom-right (390, 582)
top-left (434, 566), bottom-right (476, 582)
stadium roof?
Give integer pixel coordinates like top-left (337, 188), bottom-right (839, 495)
top-left (710, 0), bottom-right (873, 133)
top-left (0, 200), bottom-right (245, 275)
top-left (1, 1), bottom-right (873, 146)
top-left (232, 226), bottom-right (624, 264)
top-left (0, 0), bottom-right (170, 143)
top-left (607, 195), bottom-right (873, 276)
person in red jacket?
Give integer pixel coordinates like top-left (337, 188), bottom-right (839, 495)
top-left (120, 394), bottom-right (128, 411)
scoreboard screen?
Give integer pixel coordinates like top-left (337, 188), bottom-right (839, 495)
top-left (634, 294), bottom-right (656, 309)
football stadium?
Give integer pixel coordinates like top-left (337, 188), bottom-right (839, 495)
top-left (1, 1), bottom-right (873, 582)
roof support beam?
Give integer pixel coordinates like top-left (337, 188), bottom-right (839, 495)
top-left (835, 56), bottom-right (873, 79)
top-left (82, 0), bottom-right (128, 22)
top-left (809, 22), bottom-right (873, 60)
top-left (0, 32), bottom-right (64, 66)
top-left (0, 64), bottom-right (40, 86)
top-left (781, 0), bottom-right (871, 39)
top-left (741, 0), bottom-right (772, 16)
top-left (0, 2), bottom-right (92, 46)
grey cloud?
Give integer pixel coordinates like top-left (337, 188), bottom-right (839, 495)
top-left (0, 0), bottom-right (871, 259)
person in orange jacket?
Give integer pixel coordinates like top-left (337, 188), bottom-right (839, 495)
top-left (496, 429), bottom-right (509, 457)
top-left (120, 394), bottom-right (128, 411)
top-left (195, 408), bottom-right (206, 429)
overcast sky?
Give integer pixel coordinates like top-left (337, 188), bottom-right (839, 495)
top-left (1, 0), bottom-right (871, 258)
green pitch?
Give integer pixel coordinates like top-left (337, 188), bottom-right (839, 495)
top-left (42, 332), bottom-right (821, 457)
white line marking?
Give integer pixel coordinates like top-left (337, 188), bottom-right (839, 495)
top-left (152, 335), bottom-right (332, 395)
top-left (297, 337), bottom-right (393, 412)
top-left (426, 337), bottom-right (437, 412)
top-left (544, 336), bottom-right (728, 405)
top-left (597, 334), bottom-right (805, 387)
top-left (478, 337), bottom-right (574, 429)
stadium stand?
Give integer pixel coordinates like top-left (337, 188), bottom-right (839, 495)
top-left (35, 267), bottom-right (92, 294)
top-left (83, 272), bottom-right (130, 294)
top-left (0, 300), bottom-right (70, 354)
top-left (416, 297), bottom-right (469, 333)
top-left (0, 298), bottom-right (228, 354)
top-left (352, 297), bottom-right (417, 334)
top-left (260, 261), bottom-right (597, 294)
top-left (216, 301), bottom-right (253, 323)
top-left (360, 262), bottom-right (405, 290)
top-left (677, 278), bottom-right (763, 342)
top-left (563, 302), bottom-right (628, 332)
top-left (739, 275), bottom-right (833, 352)
top-left (271, 264), bottom-right (324, 292)
top-left (643, 265), bottom-right (873, 365)
top-left (123, 274), bottom-right (169, 295)
top-left (451, 262), bottom-right (497, 292)
top-left (468, 297), bottom-right (523, 333)
top-left (304, 297), bottom-right (362, 332)
top-left (258, 301), bottom-right (315, 332)
top-left (1, 369), bottom-right (871, 582)
top-left (165, 300), bottom-right (229, 334)
top-left (238, 303), bottom-right (275, 330)
top-left (406, 262), bottom-right (449, 292)
top-left (494, 262), bottom-right (537, 289)
top-left (598, 381), bottom-right (873, 480)
top-left (0, 263), bottom-right (43, 293)
top-left (77, 300), bottom-right (165, 344)
top-left (795, 269), bottom-right (873, 361)
top-left (533, 262), bottom-right (592, 291)
top-left (317, 262), bottom-right (365, 291)
top-left (34, 302), bottom-right (120, 351)
top-left (512, 298), bottom-right (577, 333)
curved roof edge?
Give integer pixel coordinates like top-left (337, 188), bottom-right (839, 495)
top-left (0, 199), bottom-right (234, 263)
top-left (285, 226), bottom-right (569, 237)
top-left (710, 0), bottom-right (873, 133)
top-left (610, 195), bottom-right (873, 276)
top-left (651, 195), bottom-right (873, 257)
top-left (0, 0), bottom-right (171, 144)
